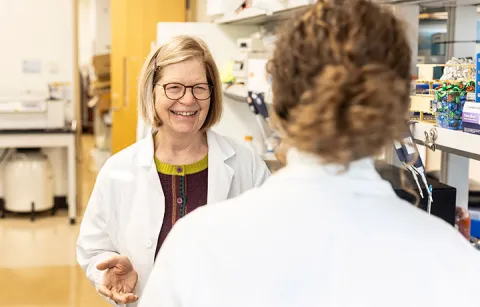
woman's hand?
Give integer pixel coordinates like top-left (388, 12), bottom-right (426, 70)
top-left (96, 255), bottom-right (139, 304)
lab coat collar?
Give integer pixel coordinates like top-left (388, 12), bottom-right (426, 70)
top-left (205, 129), bottom-right (235, 204)
top-left (135, 128), bottom-right (235, 167)
top-left (135, 128), bottom-right (235, 203)
top-left (136, 130), bottom-right (155, 167)
top-left (282, 147), bottom-right (394, 196)
top-left (285, 147), bottom-right (377, 177)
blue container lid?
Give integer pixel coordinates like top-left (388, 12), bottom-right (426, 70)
top-left (471, 219), bottom-right (480, 238)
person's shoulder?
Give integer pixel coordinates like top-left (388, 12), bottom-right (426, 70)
top-left (384, 199), bottom-right (480, 259)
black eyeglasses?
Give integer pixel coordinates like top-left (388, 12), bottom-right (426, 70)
top-left (157, 83), bottom-right (213, 100)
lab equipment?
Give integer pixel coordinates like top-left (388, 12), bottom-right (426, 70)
top-left (247, 92), bottom-right (269, 150)
top-left (0, 96), bottom-right (66, 130)
top-left (237, 37), bottom-right (265, 52)
top-left (246, 91), bottom-right (281, 157)
top-left (392, 128), bottom-right (434, 207)
top-left (427, 185), bottom-right (433, 214)
top-left (376, 161), bottom-right (456, 226)
top-left (233, 35), bottom-right (269, 85)
top-left (393, 140), bottom-right (424, 199)
top-left (2, 149), bottom-right (55, 220)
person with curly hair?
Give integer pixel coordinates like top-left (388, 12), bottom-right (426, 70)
top-left (138, 0), bottom-right (480, 306)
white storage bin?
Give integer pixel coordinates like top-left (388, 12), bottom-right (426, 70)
top-left (3, 150), bottom-right (54, 213)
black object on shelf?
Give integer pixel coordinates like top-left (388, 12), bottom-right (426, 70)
top-left (375, 161), bottom-right (456, 226)
top-left (427, 170), bottom-right (480, 209)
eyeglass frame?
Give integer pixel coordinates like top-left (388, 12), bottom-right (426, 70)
top-left (156, 82), bottom-right (214, 101)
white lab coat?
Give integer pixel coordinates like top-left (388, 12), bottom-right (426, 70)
top-left (139, 148), bottom-right (480, 307)
top-left (76, 129), bottom-right (271, 307)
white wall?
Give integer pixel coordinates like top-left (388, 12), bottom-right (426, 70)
top-left (78, 0), bottom-right (95, 67)
top-left (78, 0), bottom-right (110, 68)
top-left (0, 0), bottom-right (75, 97)
top-left (93, 0), bottom-right (111, 55)
top-left (195, 0), bottom-right (211, 22)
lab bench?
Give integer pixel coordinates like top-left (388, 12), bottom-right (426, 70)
top-left (0, 128), bottom-right (77, 224)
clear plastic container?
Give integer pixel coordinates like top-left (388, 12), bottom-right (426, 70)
top-left (434, 81), bottom-right (475, 130)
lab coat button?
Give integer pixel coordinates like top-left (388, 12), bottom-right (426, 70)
top-left (145, 240), bottom-right (153, 249)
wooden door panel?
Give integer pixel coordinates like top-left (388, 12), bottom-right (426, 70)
top-left (111, 0), bottom-right (187, 154)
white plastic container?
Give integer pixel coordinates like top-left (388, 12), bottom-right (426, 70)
top-left (42, 148), bottom-right (67, 197)
top-left (3, 150), bottom-right (54, 212)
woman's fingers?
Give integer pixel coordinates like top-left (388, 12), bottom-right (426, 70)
top-left (99, 282), bottom-right (138, 304)
top-left (125, 293), bottom-right (139, 303)
top-left (96, 256), bottom-right (121, 270)
top-left (98, 285), bottom-right (113, 299)
top-left (111, 291), bottom-right (139, 304)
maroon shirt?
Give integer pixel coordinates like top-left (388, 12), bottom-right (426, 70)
top-left (155, 164), bottom-right (208, 259)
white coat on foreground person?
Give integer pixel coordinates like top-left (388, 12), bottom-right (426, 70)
top-left (77, 35), bottom-right (270, 307)
top-left (138, 1), bottom-right (480, 306)
top-left (139, 149), bottom-right (480, 307)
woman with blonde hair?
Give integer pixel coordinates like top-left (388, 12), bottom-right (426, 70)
top-left (77, 35), bottom-right (270, 306)
top-left (139, 1), bottom-right (480, 306)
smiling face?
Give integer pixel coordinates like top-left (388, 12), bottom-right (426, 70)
top-left (154, 57), bottom-right (211, 135)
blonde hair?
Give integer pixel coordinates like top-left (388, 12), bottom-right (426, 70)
top-left (138, 35), bottom-right (223, 129)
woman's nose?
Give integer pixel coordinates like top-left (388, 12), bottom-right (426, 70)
top-left (179, 88), bottom-right (196, 104)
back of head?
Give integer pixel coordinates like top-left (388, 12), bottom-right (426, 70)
top-left (269, 0), bottom-right (412, 166)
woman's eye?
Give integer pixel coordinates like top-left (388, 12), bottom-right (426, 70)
top-left (167, 85), bottom-right (181, 91)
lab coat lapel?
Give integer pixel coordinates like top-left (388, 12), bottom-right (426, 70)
top-left (134, 132), bottom-right (165, 265)
top-left (206, 130), bottom-right (235, 204)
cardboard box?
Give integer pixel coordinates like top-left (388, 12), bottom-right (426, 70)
top-left (97, 92), bottom-right (111, 113)
top-left (89, 79), bottom-right (110, 96)
top-left (92, 54), bottom-right (110, 81)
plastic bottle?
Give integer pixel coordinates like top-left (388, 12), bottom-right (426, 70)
top-left (455, 207), bottom-right (471, 241)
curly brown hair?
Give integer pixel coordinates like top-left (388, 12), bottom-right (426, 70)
top-left (269, 0), bottom-right (412, 167)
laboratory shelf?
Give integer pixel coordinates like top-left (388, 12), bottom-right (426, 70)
top-left (410, 95), bottom-right (433, 113)
top-left (215, 5), bottom-right (311, 26)
top-left (223, 84), bottom-right (248, 102)
top-left (410, 121), bottom-right (480, 160)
